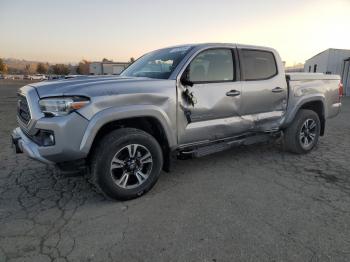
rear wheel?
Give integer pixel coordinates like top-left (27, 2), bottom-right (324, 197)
top-left (284, 109), bottom-right (321, 154)
top-left (90, 128), bottom-right (163, 200)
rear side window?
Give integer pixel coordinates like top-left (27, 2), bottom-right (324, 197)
top-left (240, 49), bottom-right (278, 80)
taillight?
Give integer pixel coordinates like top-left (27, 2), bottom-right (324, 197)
top-left (338, 82), bottom-right (343, 98)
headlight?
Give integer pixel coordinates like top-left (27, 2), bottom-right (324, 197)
top-left (39, 96), bottom-right (90, 116)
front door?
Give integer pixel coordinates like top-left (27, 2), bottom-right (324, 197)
top-left (177, 48), bottom-right (252, 145)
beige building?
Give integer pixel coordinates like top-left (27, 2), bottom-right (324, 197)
top-left (285, 63), bottom-right (304, 73)
top-left (89, 61), bottom-right (130, 75)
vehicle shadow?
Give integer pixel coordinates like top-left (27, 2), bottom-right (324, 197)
top-left (1, 140), bottom-right (285, 216)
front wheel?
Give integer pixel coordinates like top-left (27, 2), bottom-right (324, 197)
top-left (283, 109), bottom-right (321, 154)
top-left (90, 128), bottom-right (163, 201)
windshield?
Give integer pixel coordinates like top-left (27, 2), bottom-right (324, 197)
top-left (121, 46), bottom-right (193, 79)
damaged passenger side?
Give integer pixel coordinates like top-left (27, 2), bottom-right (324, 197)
top-left (177, 48), bottom-right (250, 145)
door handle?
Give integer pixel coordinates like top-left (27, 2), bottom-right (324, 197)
top-left (272, 87), bottom-right (284, 93)
top-left (226, 90), bottom-right (241, 97)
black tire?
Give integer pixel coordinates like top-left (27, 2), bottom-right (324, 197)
top-left (284, 109), bottom-right (321, 154)
top-left (89, 128), bottom-right (163, 201)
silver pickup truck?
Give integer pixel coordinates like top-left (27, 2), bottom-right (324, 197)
top-left (12, 43), bottom-right (342, 200)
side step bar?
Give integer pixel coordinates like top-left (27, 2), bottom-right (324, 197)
top-left (178, 132), bottom-right (281, 158)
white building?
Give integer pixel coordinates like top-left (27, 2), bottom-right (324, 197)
top-left (343, 57), bottom-right (350, 96)
top-left (89, 62), bottom-right (130, 75)
top-left (304, 48), bottom-right (350, 95)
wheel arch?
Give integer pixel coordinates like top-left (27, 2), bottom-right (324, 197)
top-left (80, 106), bottom-right (176, 171)
top-left (283, 97), bottom-right (326, 136)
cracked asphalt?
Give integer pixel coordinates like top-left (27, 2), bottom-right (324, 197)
top-left (1, 80), bottom-right (350, 262)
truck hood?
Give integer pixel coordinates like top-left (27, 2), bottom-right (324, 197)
top-left (30, 76), bottom-right (171, 98)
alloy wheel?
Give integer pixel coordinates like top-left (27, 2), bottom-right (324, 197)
top-left (110, 144), bottom-right (153, 189)
top-left (299, 119), bottom-right (317, 149)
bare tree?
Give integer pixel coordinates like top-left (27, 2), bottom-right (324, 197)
top-left (51, 64), bottom-right (70, 75)
top-left (36, 63), bottom-right (48, 74)
top-left (25, 64), bottom-right (36, 75)
top-left (0, 58), bottom-right (8, 74)
top-left (76, 60), bottom-right (90, 75)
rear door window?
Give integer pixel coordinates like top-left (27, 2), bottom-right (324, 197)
top-left (240, 49), bottom-right (278, 80)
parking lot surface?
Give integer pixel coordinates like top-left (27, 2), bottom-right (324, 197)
top-left (0, 80), bottom-right (350, 262)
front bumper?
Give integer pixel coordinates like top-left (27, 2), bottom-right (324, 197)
top-left (11, 127), bottom-right (53, 164)
top-left (12, 111), bottom-right (90, 164)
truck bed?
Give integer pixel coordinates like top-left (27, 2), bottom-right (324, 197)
top-left (287, 72), bottom-right (340, 81)
top-left (284, 73), bottom-right (341, 126)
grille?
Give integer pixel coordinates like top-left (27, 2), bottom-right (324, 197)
top-left (17, 94), bottom-right (31, 124)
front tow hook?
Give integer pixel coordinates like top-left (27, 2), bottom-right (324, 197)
top-left (11, 135), bottom-right (22, 154)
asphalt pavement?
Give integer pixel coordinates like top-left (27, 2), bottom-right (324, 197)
top-left (1, 80), bottom-right (349, 262)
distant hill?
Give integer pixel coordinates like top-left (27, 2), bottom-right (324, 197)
top-left (2, 58), bottom-right (79, 75)
top-left (2, 58), bottom-right (49, 74)
top-left (4, 58), bottom-right (47, 64)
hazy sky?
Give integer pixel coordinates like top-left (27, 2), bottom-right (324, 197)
top-left (1, 0), bottom-right (349, 66)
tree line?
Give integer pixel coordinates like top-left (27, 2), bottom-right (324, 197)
top-left (0, 57), bottom-right (135, 75)
top-left (24, 63), bottom-right (71, 75)
top-left (0, 58), bottom-right (71, 75)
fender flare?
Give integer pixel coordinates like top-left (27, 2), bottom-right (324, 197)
top-left (282, 95), bottom-right (326, 128)
top-left (79, 105), bottom-right (176, 154)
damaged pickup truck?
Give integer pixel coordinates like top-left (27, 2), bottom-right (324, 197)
top-left (12, 43), bottom-right (342, 200)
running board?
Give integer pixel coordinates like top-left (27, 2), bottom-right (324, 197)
top-left (178, 132), bottom-right (281, 158)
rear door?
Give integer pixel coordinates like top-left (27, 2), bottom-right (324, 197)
top-left (238, 48), bottom-right (288, 131)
